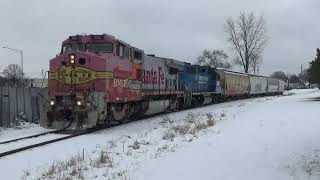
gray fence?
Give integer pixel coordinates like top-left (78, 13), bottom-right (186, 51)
top-left (0, 86), bottom-right (44, 127)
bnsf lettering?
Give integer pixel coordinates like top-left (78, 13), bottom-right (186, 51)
top-left (114, 79), bottom-right (128, 88)
top-left (142, 67), bottom-right (165, 85)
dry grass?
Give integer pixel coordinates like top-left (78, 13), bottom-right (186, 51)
top-left (186, 112), bottom-right (197, 123)
top-left (128, 141), bottom-right (140, 149)
top-left (162, 112), bottom-right (216, 141)
top-left (194, 122), bottom-right (207, 131)
top-left (205, 113), bottom-right (216, 127)
top-left (160, 115), bottom-right (174, 124)
top-left (162, 130), bottom-right (177, 141)
top-left (21, 169), bottom-right (31, 180)
top-left (173, 124), bottom-right (191, 135)
top-left (207, 119), bottom-right (215, 126)
top-left (34, 150), bottom-right (113, 180)
top-left (93, 150), bottom-right (113, 168)
top-left (287, 149), bottom-right (320, 178)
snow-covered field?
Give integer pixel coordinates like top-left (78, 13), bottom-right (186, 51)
top-left (0, 89), bottom-right (319, 180)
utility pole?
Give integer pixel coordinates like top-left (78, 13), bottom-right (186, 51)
top-left (300, 64), bottom-right (304, 85)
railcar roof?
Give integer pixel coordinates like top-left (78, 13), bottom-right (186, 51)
top-left (216, 68), bottom-right (249, 76)
top-left (62, 34), bottom-right (143, 51)
top-left (216, 68), bottom-right (280, 80)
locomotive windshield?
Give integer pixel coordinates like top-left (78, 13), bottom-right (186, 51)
top-left (62, 44), bottom-right (85, 53)
top-left (86, 43), bottom-right (113, 53)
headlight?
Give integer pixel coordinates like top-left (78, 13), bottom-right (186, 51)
top-left (76, 100), bottom-right (82, 106)
top-left (49, 100), bottom-right (55, 106)
top-left (70, 55), bottom-right (75, 64)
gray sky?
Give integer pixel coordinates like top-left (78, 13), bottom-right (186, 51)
top-left (0, 0), bottom-right (319, 77)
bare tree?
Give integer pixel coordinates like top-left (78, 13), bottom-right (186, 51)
top-left (250, 53), bottom-right (262, 74)
top-left (2, 64), bottom-right (23, 87)
top-left (196, 49), bottom-right (231, 69)
top-left (289, 74), bottom-right (301, 84)
top-left (270, 71), bottom-right (288, 81)
top-left (225, 12), bottom-right (268, 73)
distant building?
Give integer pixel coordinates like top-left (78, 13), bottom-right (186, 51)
top-left (29, 78), bottom-right (48, 88)
top-left (0, 76), bottom-right (5, 86)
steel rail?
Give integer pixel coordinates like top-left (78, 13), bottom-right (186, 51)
top-left (0, 130), bottom-right (63, 145)
top-left (0, 128), bottom-right (99, 158)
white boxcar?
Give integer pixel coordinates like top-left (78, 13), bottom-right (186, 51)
top-left (249, 75), bottom-right (268, 95)
top-left (267, 78), bottom-right (279, 93)
top-left (216, 70), bottom-right (250, 96)
top-left (279, 80), bottom-right (286, 93)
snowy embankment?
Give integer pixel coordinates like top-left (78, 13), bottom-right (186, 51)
top-left (0, 88), bottom-right (319, 180)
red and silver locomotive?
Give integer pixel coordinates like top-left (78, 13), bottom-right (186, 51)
top-left (42, 34), bottom-right (184, 129)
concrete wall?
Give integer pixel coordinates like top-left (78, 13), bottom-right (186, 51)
top-left (0, 86), bottom-right (43, 127)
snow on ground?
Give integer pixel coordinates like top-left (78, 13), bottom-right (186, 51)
top-left (0, 122), bottom-right (49, 142)
top-left (283, 88), bottom-right (319, 95)
top-left (0, 88), bottom-right (319, 180)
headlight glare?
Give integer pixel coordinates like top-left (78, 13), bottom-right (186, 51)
top-left (76, 100), bottom-right (82, 106)
top-left (70, 55), bottom-right (75, 64)
top-left (49, 100), bottom-right (55, 106)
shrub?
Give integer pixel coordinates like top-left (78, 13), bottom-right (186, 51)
top-left (207, 119), bottom-right (215, 127)
top-left (94, 151), bottom-right (113, 168)
top-left (205, 113), bottom-right (215, 127)
top-left (194, 122), bottom-right (207, 131)
top-left (186, 112), bottom-right (196, 123)
top-left (173, 124), bottom-right (191, 135)
top-left (162, 131), bottom-right (176, 141)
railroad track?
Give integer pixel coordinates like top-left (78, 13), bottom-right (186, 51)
top-left (0, 119), bottom-right (77, 146)
top-left (0, 130), bottom-right (63, 145)
top-left (0, 117), bottom-right (150, 158)
top-left (0, 127), bottom-right (103, 158)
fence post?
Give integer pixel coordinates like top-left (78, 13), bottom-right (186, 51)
top-left (29, 87), bottom-right (31, 122)
top-left (8, 85), bottom-right (11, 127)
top-left (23, 87), bottom-right (26, 114)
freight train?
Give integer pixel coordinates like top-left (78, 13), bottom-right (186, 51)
top-left (41, 34), bottom-right (285, 129)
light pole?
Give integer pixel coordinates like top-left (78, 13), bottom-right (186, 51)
top-left (2, 46), bottom-right (24, 80)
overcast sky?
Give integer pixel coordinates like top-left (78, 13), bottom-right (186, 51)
top-left (0, 0), bottom-right (319, 77)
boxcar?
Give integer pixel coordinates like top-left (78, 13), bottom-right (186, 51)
top-left (249, 75), bottom-right (268, 95)
top-left (216, 70), bottom-right (250, 96)
top-left (267, 78), bottom-right (279, 93)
